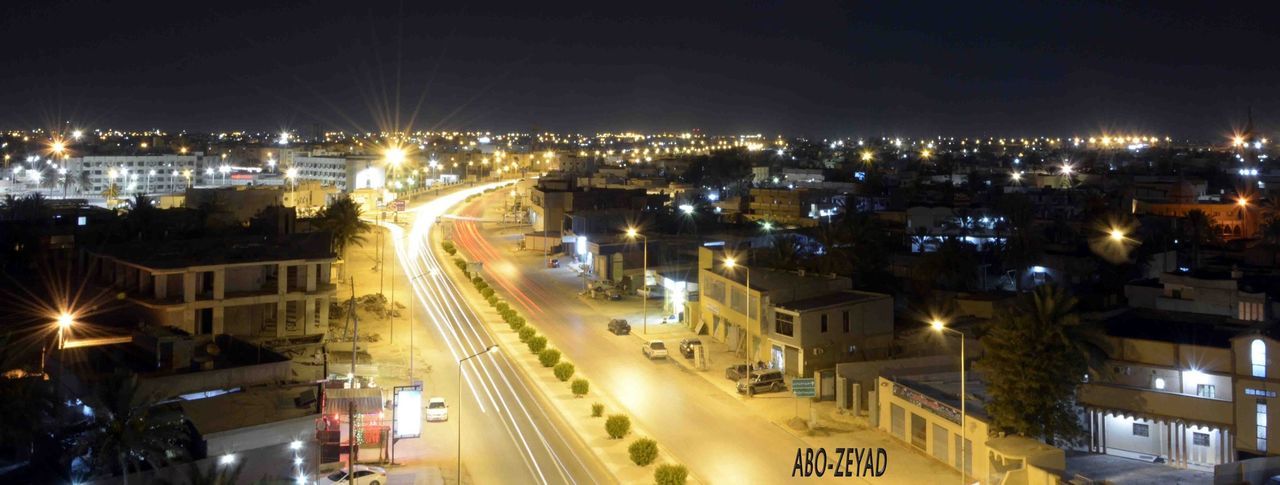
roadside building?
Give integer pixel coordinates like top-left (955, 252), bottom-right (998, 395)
top-left (84, 232), bottom-right (337, 339)
top-left (877, 372), bottom-right (1066, 484)
top-left (695, 245), bottom-right (893, 376)
top-left (747, 187), bottom-right (841, 227)
top-left (66, 153), bottom-right (209, 196)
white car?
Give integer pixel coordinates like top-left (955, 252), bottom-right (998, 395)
top-left (642, 341), bottom-right (668, 359)
top-left (319, 465), bottom-right (387, 485)
top-left (426, 397), bottom-right (449, 422)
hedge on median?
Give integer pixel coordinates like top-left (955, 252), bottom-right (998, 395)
top-left (538, 349), bottom-right (561, 367)
top-left (527, 335), bottom-right (547, 354)
top-left (605, 414), bottom-right (630, 439)
top-left (553, 362), bottom-right (574, 381)
top-left (628, 438), bottom-right (658, 466)
top-left (654, 464), bottom-right (688, 485)
top-left (571, 378), bottom-right (589, 397)
top-left (518, 326), bottom-right (537, 342)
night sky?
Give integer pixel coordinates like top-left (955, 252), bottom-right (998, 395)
top-left (3, 0), bottom-right (1278, 137)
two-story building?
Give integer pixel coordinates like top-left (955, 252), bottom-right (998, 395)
top-left (85, 233), bottom-right (337, 339)
top-left (695, 245), bottom-right (894, 376)
top-left (1081, 269), bottom-right (1280, 471)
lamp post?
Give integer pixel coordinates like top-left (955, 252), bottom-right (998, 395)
top-left (625, 227), bottom-right (649, 335)
top-left (930, 319), bottom-right (967, 483)
top-left (723, 256), bottom-right (753, 397)
top-left (458, 345), bottom-right (498, 484)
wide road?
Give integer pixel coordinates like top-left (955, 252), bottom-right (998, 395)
top-left (390, 182), bottom-right (613, 485)
top-left (449, 188), bottom-right (871, 484)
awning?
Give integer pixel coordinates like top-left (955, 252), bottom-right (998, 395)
top-left (324, 388), bottom-right (384, 414)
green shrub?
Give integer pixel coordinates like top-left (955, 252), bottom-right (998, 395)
top-left (628, 438), bottom-right (658, 466)
top-left (527, 336), bottom-right (547, 354)
top-left (480, 287), bottom-right (495, 299)
top-left (654, 464), bottom-right (688, 485)
top-left (485, 294), bottom-right (498, 305)
top-left (454, 259), bottom-right (467, 271)
top-left (508, 316), bottom-right (526, 331)
top-left (518, 327), bottom-right (536, 342)
top-left (605, 414), bottom-right (630, 439)
top-left (538, 349), bottom-right (561, 367)
top-left (471, 275), bottom-right (484, 287)
top-left (495, 302), bottom-right (510, 313)
top-left (591, 402), bottom-right (604, 417)
top-left (553, 362), bottom-right (575, 381)
top-left (571, 378), bottom-right (589, 397)
top-left (442, 241), bottom-right (456, 255)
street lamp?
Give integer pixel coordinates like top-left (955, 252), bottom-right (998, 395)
top-left (930, 318), bottom-right (967, 483)
top-left (285, 167), bottom-right (299, 193)
top-left (458, 345), bottom-right (499, 484)
top-left (625, 227), bottom-right (649, 335)
top-left (1108, 227), bottom-right (1126, 242)
top-left (723, 256), bottom-right (754, 397)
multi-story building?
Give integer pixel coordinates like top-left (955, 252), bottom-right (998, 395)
top-left (694, 246), bottom-right (893, 376)
top-left (1080, 269), bottom-right (1280, 471)
top-left (66, 153), bottom-right (212, 195)
top-left (85, 232), bottom-right (337, 339)
top-left (747, 187), bottom-right (840, 227)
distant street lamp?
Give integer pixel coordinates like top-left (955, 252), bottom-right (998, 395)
top-left (458, 345), bottom-right (499, 484)
top-left (625, 227), bottom-right (649, 335)
top-left (286, 167), bottom-right (299, 193)
top-left (930, 318), bottom-right (967, 483)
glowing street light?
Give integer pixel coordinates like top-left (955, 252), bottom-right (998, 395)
top-left (761, 221), bottom-right (774, 232)
top-left (624, 227), bottom-right (649, 335)
top-left (1108, 228), bottom-right (1126, 242)
top-left (1238, 197), bottom-right (1249, 208)
top-left (860, 151), bottom-right (874, 162)
top-left (285, 167), bottom-right (299, 193)
top-left (722, 255), bottom-right (755, 397)
top-left (929, 317), bottom-right (966, 485)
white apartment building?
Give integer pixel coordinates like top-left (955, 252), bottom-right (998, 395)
top-left (66, 153), bottom-right (214, 195)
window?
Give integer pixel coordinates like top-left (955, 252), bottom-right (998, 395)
top-left (1246, 388), bottom-right (1278, 398)
top-left (1197, 384), bottom-right (1217, 399)
top-left (843, 310), bottom-right (850, 333)
top-left (1153, 377), bottom-right (1166, 390)
top-left (1259, 400), bottom-right (1269, 452)
top-left (1132, 423), bottom-right (1150, 437)
top-left (820, 314), bottom-right (828, 333)
top-left (1254, 339), bottom-right (1268, 378)
top-left (774, 312), bottom-right (794, 337)
top-left (1193, 432), bottom-right (1210, 447)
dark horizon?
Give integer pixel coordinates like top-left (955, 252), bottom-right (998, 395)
top-left (3, 0), bottom-right (1278, 138)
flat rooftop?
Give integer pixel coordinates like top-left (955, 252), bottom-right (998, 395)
top-left (181, 383), bottom-right (320, 436)
top-left (776, 290), bottom-right (886, 311)
top-left (880, 368), bottom-right (989, 420)
top-left (1099, 308), bottom-right (1250, 348)
top-left (91, 232), bottom-right (334, 269)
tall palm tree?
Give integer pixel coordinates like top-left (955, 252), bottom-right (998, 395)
top-left (1024, 285), bottom-right (1109, 375)
top-left (72, 370), bottom-right (188, 484)
top-left (318, 194), bottom-right (372, 262)
top-left (124, 194), bottom-right (158, 241)
top-left (0, 194), bottom-right (19, 220)
top-left (1183, 209), bottom-right (1217, 269)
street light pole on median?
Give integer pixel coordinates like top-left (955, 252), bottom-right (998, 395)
top-left (458, 345), bottom-right (498, 484)
top-left (723, 256), bottom-right (752, 398)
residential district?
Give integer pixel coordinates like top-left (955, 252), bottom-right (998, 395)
top-left (3, 125), bottom-right (1279, 484)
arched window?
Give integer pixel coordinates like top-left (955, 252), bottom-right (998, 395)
top-left (1253, 339), bottom-right (1267, 378)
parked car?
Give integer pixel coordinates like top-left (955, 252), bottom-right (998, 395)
top-left (607, 318), bottom-right (631, 335)
top-left (737, 369), bottom-right (786, 394)
top-left (425, 397), bottom-right (448, 422)
top-left (320, 465), bottom-right (387, 485)
top-left (678, 338), bottom-right (702, 359)
top-left (637, 285), bottom-right (662, 299)
top-left (725, 364), bottom-right (751, 380)
top-left (642, 340), bottom-right (668, 359)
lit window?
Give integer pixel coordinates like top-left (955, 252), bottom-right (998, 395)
top-left (1254, 339), bottom-right (1268, 378)
top-left (1153, 378), bottom-right (1166, 390)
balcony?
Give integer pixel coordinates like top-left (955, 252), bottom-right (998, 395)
top-left (1079, 383), bottom-right (1233, 427)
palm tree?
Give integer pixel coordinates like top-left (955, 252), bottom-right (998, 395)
top-left (102, 183), bottom-right (121, 207)
top-left (1024, 285), bottom-right (1109, 375)
top-left (318, 194), bottom-right (372, 263)
top-left (72, 370), bottom-right (189, 484)
top-left (124, 194), bottom-right (158, 241)
top-left (995, 193), bottom-right (1042, 291)
top-left (0, 194), bottom-right (19, 220)
top-left (1183, 209), bottom-right (1217, 269)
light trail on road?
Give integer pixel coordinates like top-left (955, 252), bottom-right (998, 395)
top-left (384, 183), bottom-right (610, 485)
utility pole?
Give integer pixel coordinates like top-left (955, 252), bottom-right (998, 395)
top-left (348, 276), bottom-right (358, 481)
